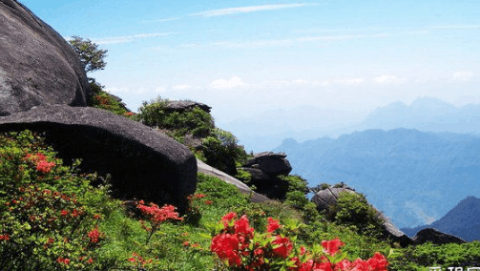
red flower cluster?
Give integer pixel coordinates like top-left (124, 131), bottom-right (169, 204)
top-left (211, 213), bottom-right (389, 271)
top-left (25, 153), bottom-right (56, 173)
top-left (127, 252), bottom-right (153, 267)
top-left (211, 212), bottom-right (255, 267)
top-left (88, 227), bottom-right (103, 244)
top-left (322, 238), bottom-right (344, 256)
top-left (56, 257), bottom-right (70, 265)
top-left (267, 217), bottom-right (281, 233)
top-left (137, 203), bottom-right (183, 226)
top-left (0, 234), bottom-right (10, 241)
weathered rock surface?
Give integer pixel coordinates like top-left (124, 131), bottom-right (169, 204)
top-left (0, 0), bottom-right (89, 116)
top-left (244, 152), bottom-right (292, 176)
top-left (165, 101), bottom-right (211, 113)
top-left (311, 187), bottom-right (357, 211)
top-left (238, 167), bottom-right (271, 182)
top-left (0, 105), bottom-right (197, 210)
top-left (413, 228), bottom-right (467, 245)
top-left (197, 159), bottom-right (270, 203)
top-left (312, 186), bottom-right (413, 247)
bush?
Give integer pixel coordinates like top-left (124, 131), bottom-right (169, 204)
top-left (136, 97), bottom-right (214, 137)
top-left (326, 192), bottom-right (384, 238)
top-left (88, 79), bottom-right (130, 117)
top-left (389, 241), bottom-right (480, 270)
top-left (0, 130), bottom-right (112, 270)
top-left (202, 129), bottom-right (246, 175)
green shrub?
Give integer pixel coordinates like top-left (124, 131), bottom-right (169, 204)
top-left (389, 241), bottom-right (480, 270)
top-left (326, 191), bottom-right (384, 238)
top-left (0, 130), bottom-right (112, 270)
top-left (88, 80), bottom-right (130, 117)
top-left (136, 97), bottom-right (214, 137)
top-left (235, 168), bottom-right (252, 185)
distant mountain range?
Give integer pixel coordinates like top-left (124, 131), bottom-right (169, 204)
top-left (224, 97), bottom-right (480, 152)
top-left (353, 97), bottom-right (480, 134)
top-left (273, 128), bottom-right (480, 228)
top-left (402, 196), bottom-right (480, 242)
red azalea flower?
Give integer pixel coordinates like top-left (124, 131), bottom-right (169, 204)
top-left (321, 238), bottom-right (344, 256)
top-left (335, 259), bottom-right (352, 271)
top-left (234, 215), bottom-right (254, 237)
top-left (367, 253), bottom-right (388, 271)
top-left (272, 235), bottom-right (293, 259)
top-left (351, 258), bottom-right (370, 271)
top-left (36, 160), bottom-right (55, 173)
top-left (60, 209), bottom-right (69, 216)
top-left (88, 227), bottom-right (101, 244)
top-left (137, 203), bottom-right (183, 225)
top-left (267, 217), bottom-right (281, 233)
top-left (194, 193), bottom-right (206, 199)
top-left (221, 212), bottom-right (237, 226)
top-left (211, 233), bottom-right (241, 266)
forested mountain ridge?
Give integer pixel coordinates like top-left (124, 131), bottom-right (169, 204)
top-left (402, 196), bottom-right (480, 242)
top-left (274, 128), bottom-right (480, 228)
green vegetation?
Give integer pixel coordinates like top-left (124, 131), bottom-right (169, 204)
top-left (324, 191), bottom-right (385, 238)
top-left (87, 79), bottom-right (131, 116)
top-left (69, 36), bottom-right (107, 74)
top-left (1, 130), bottom-right (480, 270)
top-left (135, 97), bottom-right (248, 175)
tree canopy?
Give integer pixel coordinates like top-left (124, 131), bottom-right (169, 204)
top-left (69, 36), bottom-right (108, 73)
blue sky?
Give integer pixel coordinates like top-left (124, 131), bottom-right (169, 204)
top-left (19, 0), bottom-right (480, 141)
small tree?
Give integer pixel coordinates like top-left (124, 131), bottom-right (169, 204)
top-left (69, 36), bottom-right (108, 73)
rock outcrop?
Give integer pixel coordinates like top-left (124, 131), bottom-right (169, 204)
top-left (413, 228), bottom-right (467, 245)
top-left (311, 184), bottom-right (413, 247)
top-left (311, 186), bottom-right (357, 211)
top-left (244, 152), bottom-right (292, 176)
top-left (197, 159), bottom-right (270, 203)
top-left (165, 101), bottom-right (211, 114)
top-left (0, 0), bottom-right (89, 116)
top-left (0, 105), bottom-right (197, 211)
top-left (239, 152), bottom-right (294, 199)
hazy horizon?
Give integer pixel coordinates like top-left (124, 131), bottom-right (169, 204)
top-left (19, 0), bottom-right (480, 147)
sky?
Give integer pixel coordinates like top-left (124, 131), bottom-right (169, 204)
top-left (19, 0), bottom-right (480, 147)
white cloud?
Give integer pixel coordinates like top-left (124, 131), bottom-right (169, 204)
top-left (92, 33), bottom-right (171, 45)
top-left (181, 33), bottom-right (393, 49)
top-left (373, 75), bottom-right (405, 85)
top-left (192, 3), bottom-right (319, 18)
top-left (210, 76), bottom-right (249, 89)
top-left (452, 71), bottom-right (473, 81)
top-left (173, 84), bottom-right (192, 90)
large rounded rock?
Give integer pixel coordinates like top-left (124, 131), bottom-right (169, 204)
top-left (0, 0), bottom-right (89, 116)
top-left (311, 186), bottom-right (357, 211)
top-left (165, 100), bottom-right (211, 113)
top-left (0, 105), bottom-right (197, 210)
top-left (244, 151), bottom-right (292, 176)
